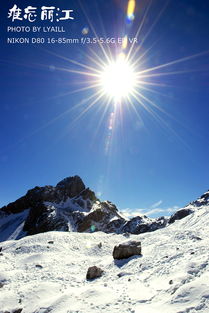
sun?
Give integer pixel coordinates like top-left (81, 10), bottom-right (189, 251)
top-left (99, 55), bottom-right (137, 101)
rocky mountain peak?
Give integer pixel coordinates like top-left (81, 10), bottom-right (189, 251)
top-left (189, 190), bottom-right (209, 207)
top-left (56, 175), bottom-right (85, 197)
top-left (0, 177), bottom-right (208, 242)
top-left (168, 190), bottom-right (209, 224)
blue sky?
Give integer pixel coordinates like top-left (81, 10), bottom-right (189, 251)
top-left (0, 0), bottom-right (209, 216)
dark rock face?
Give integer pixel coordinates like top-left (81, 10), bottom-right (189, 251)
top-left (56, 176), bottom-right (85, 198)
top-left (1, 175), bottom-right (129, 238)
top-left (77, 209), bottom-right (107, 232)
top-left (0, 282), bottom-right (5, 288)
top-left (123, 217), bottom-right (148, 234)
top-left (79, 188), bottom-right (98, 202)
top-left (189, 190), bottom-right (209, 207)
top-left (117, 272), bottom-right (132, 278)
top-left (122, 216), bottom-right (167, 234)
top-left (77, 201), bottom-right (124, 233)
top-left (2, 309), bottom-right (23, 313)
top-left (168, 190), bottom-right (209, 224)
top-left (23, 204), bottom-right (69, 235)
top-left (1, 176), bottom-right (89, 215)
top-left (168, 209), bottom-right (193, 224)
top-left (0, 176), bottom-right (97, 237)
top-left (113, 240), bottom-right (142, 260)
top-left (86, 266), bottom-right (104, 280)
top-left (0, 176), bottom-right (208, 240)
top-left (105, 218), bottom-right (125, 233)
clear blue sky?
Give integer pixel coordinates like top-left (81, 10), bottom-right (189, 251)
top-left (0, 0), bottom-right (209, 217)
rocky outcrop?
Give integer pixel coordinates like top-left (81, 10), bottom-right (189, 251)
top-left (86, 266), bottom-right (104, 280)
top-left (0, 176), bottom-right (208, 240)
top-left (113, 241), bottom-right (142, 260)
top-left (1, 176), bottom-right (90, 215)
top-left (168, 208), bottom-right (193, 224)
top-left (1, 308), bottom-right (23, 313)
top-left (79, 188), bottom-right (98, 202)
top-left (123, 217), bottom-right (149, 234)
top-left (23, 204), bottom-right (69, 235)
top-left (77, 201), bottom-right (124, 233)
top-left (168, 190), bottom-right (209, 224)
top-left (187, 190), bottom-right (209, 208)
top-left (56, 176), bottom-right (85, 198)
top-left (122, 215), bottom-right (167, 234)
top-left (0, 176), bottom-right (98, 237)
top-left (1, 176), bottom-right (130, 238)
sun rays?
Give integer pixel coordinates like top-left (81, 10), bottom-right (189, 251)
top-left (3, 0), bottom-right (208, 159)
top-left (99, 55), bottom-right (138, 101)
top-left (41, 0), bottom-right (209, 138)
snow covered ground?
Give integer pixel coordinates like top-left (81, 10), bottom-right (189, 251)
top-left (0, 205), bottom-right (209, 313)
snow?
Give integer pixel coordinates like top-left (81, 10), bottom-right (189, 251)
top-left (44, 197), bottom-right (90, 213)
top-left (0, 210), bottom-right (29, 242)
top-left (0, 205), bottom-right (209, 313)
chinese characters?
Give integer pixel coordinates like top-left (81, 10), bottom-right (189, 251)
top-left (8, 5), bottom-right (74, 22)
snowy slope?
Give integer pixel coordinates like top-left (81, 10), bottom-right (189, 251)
top-left (0, 205), bottom-right (208, 313)
top-left (0, 210), bottom-right (29, 242)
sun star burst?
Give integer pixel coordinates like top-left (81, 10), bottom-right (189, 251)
top-left (99, 56), bottom-right (137, 101)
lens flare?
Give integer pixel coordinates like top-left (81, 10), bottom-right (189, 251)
top-left (127, 0), bottom-right (135, 18)
top-left (90, 225), bottom-right (96, 232)
top-left (122, 35), bottom-right (128, 50)
top-left (99, 57), bottom-right (137, 101)
top-left (39, 0), bottom-right (208, 162)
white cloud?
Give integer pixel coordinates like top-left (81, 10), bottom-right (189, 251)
top-left (120, 208), bottom-right (147, 219)
top-left (145, 206), bottom-right (179, 216)
top-left (121, 205), bottom-right (179, 218)
top-left (150, 200), bottom-right (163, 209)
top-left (145, 208), bottom-right (165, 216)
top-left (165, 206), bottom-right (179, 213)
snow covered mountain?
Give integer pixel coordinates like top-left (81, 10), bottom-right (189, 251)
top-left (0, 176), bottom-right (171, 241)
top-left (0, 193), bottom-right (209, 313)
top-left (0, 176), bottom-right (208, 242)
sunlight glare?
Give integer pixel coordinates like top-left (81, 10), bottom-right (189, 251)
top-left (99, 56), bottom-right (137, 101)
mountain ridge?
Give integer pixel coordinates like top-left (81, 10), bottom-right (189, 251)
top-left (0, 175), bottom-right (208, 242)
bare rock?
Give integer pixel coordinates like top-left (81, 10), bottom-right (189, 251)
top-left (117, 271), bottom-right (132, 278)
top-left (79, 188), bottom-right (98, 202)
top-left (113, 240), bottom-right (141, 260)
top-left (77, 201), bottom-right (123, 233)
top-left (56, 175), bottom-right (85, 198)
top-left (123, 232), bottom-right (130, 238)
top-left (1, 308), bottom-right (23, 313)
top-left (78, 209), bottom-right (106, 232)
top-left (0, 282), bottom-right (4, 288)
top-left (168, 208), bottom-right (193, 224)
top-left (86, 266), bottom-right (104, 280)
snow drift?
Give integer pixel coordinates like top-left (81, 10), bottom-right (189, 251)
top-left (0, 202), bottom-right (209, 313)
